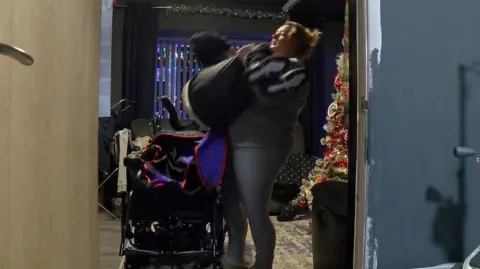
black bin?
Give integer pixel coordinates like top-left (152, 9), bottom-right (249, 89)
top-left (311, 180), bottom-right (348, 269)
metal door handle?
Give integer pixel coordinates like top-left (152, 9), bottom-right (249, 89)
top-left (0, 43), bottom-right (34, 66)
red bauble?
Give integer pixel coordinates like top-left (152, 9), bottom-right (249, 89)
top-left (335, 160), bottom-right (348, 167)
top-left (316, 176), bottom-right (327, 183)
top-left (334, 74), bottom-right (342, 89)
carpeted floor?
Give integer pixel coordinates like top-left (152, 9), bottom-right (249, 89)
top-left (99, 213), bottom-right (312, 269)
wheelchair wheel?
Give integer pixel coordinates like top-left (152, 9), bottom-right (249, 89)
top-left (124, 255), bottom-right (149, 269)
top-left (193, 260), bottom-right (222, 269)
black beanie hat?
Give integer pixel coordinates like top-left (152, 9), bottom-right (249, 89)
top-left (189, 31), bottom-right (230, 67)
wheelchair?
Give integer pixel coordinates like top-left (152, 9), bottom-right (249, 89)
top-left (120, 130), bottom-right (226, 269)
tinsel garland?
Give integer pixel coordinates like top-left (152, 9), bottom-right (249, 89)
top-left (166, 5), bottom-right (286, 21)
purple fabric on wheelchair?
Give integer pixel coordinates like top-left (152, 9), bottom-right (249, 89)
top-left (142, 130), bottom-right (226, 189)
top-left (195, 130), bottom-right (227, 189)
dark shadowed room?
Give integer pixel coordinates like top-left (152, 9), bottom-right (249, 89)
top-left (97, 0), bottom-right (351, 268)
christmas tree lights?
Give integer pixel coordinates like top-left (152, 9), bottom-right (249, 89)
top-left (297, 1), bottom-right (350, 207)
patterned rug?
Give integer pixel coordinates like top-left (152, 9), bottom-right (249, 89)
top-left (99, 213), bottom-right (312, 269)
top-left (242, 217), bottom-right (313, 268)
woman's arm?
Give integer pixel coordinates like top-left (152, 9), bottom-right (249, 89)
top-left (246, 59), bottom-right (307, 107)
top-left (243, 43), bottom-right (271, 67)
top-left (242, 43), bottom-right (307, 98)
top-left (251, 58), bottom-right (307, 94)
top-left (248, 60), bottom-right (308, 108)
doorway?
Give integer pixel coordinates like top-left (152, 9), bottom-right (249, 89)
top-left (100, 1), bottom-right (361, 269)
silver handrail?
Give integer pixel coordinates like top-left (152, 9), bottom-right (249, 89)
top-left (0, 43), bottom-right (34, 66)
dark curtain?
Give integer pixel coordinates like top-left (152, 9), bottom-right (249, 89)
top-left (292, 14), bottom-right (342, 157)
top-left (299, 43), bottom-right (327, 157)
top-left (100, 3), bottom-right (157, 211)
top-left (122, 3), bottom-right (158, 120)
top-left (290, 16), bottom-right (330, 157)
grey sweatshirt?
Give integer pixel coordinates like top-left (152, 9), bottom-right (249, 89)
top-left (229, 43), bottom-right (310, 149)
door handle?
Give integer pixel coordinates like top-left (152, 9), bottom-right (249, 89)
top-left (0, 43), bottom-right (34, 66)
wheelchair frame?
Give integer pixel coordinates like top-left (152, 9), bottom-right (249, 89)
top-left (118, 185), bottom-right (226, 269)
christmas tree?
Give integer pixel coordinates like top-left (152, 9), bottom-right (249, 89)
top-left (297, 2), bottom-right (350, 207)
top-left (276, 2), bottom-right (350, 222)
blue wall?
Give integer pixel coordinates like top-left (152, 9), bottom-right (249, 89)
top-left (366, 0), bottom-right (480, 268)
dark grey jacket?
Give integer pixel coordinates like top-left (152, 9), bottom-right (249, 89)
top-left (229, 43), bottom-right (310, 149)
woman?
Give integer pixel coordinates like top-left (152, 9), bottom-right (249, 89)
top-left (221, 22), bottom-right (321, 269)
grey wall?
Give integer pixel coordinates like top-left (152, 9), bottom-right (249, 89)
top-left (366, 0), bottom-right (480, 268)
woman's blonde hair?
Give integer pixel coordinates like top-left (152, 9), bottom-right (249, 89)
top-left (284, 21), bottom-right (322, 60)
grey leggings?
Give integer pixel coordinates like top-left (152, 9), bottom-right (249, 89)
top-left (221, 144), bottom-right (292, 269)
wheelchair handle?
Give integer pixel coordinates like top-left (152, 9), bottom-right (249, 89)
top-left (0, 43), bottom-right (34, 66)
